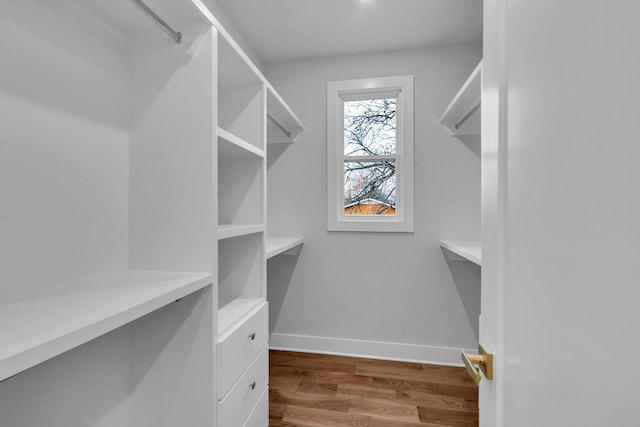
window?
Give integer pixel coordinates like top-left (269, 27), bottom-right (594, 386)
top-left (327, 75), bottom-right (414, 232)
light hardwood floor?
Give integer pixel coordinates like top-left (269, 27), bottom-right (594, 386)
top-left (269, 350), bottom-right (479, 427)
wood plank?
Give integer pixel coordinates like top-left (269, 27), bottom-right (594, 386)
top-left (282, 406), bottom-right (370, 427)
top-left (417, 407), bottom-right (479, 427)
top-left (372, 377), bottom-right (478, 401)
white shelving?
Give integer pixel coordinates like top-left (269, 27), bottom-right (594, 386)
top-left (214, 23), bottom-right (271, 427)
top-left (0, 270), bottom-right (212, 382)
top-left (267, 86), bottom-right (304, 144)
top-left (1, 0), bottom-right (303, 425)
top-left (218, 224), bottom-right (265, 240)
top-left (439, 60), bottom-right (482, 137)
top-left (218, 128), bottom-right (265, 158)
top-left (440, 240), bottom-right (482, 266)
top-left (1, 1), bottom-right (217, 425)
top-left (266, 236), bottom-right (305, 259)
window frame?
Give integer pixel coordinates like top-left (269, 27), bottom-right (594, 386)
top-left (327, 75), bottom-right (414, 232)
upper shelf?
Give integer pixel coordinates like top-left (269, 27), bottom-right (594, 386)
top-left (0, 270), bottom-right (213, 382)
top-left (267, 87), bottom-right (304, 144)
top-left (266, 236), bottom-right (304, 259)
top-left (439, 60), bottom-right (482, 138)
top-left (440, 240), bottom-right (482, 266)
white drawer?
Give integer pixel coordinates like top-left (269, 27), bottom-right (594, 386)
top-left (217, 302), bottom-right (268, 398)
top-left (243, 386), bottom-right (268, 427)
top-left (218, 346), bottom-right (269, 427)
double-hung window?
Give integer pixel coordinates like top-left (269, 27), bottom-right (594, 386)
top-left (327, 75), bottom-right (414, 232)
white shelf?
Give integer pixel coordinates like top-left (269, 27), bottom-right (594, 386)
top-left (440, 240), bottom-right (482, 266)
top-left (267, 87), bottom-right (304, 144)
top-left (0, 270), bottom-right (213, 382)
top-left (218, 224), bottom-right (264, 240)
top-left (266, 236), bottom-right (304, 259)
top-left (217, 296), bottom-right (263, 334)
top-left (439, 60), bottom-right (482, 137)
top-left (218, 128), bottom-right (265, 158)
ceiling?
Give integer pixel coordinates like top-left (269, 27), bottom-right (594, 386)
top-left (214, 0), bottom-right (483, 64)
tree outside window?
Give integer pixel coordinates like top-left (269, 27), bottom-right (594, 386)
top-left (343, 97), bottom-right (397, 215)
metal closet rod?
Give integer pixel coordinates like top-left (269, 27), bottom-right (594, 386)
top-left (455, 102), bottom-right (481, 130)
top-left (267, 114), bottom-right (291, 138)
top-left (130, 0), bottom-right (182, 44)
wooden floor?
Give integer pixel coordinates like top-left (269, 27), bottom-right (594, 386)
top-left (269, 350), bottom-right (479, 427)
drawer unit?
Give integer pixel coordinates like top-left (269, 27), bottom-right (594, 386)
top-left (243, 386), bottom-right (268, 427)
top-left (217, 301), bottom-right (268, 398)
top-left (218, 346), bottom-right (268, 427)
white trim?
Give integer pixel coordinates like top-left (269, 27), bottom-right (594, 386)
top-left (327, 75), bottom-right (414, 233)
top-left (269, 333), bottom-right (473, 367)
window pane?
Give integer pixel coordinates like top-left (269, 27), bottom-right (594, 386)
top-left (344, 98), bottom-right (396, 157)
top-left (344, 161), bottom-right (396, 215)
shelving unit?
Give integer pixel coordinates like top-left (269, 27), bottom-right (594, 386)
top-left (439, 61), bottom-right (482, 271)
top-left (0, 1), bottom-right (217, 425)
top-left (266, 236), bottom-right (305, 259)
top-left (2, 0), bottom-right (304, 425)
top-left (440, 241), bottom-right (482, 266)
top-left (439, 60), bottom-right (482, 138)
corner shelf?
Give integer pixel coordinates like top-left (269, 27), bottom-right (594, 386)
top-left (0, 270), bottom-right (213, 382)
top-left (439, 60), bottom-right (482, 138)
top-left (266, 236), bottom-right (304, 259)
top-left (440, 240), bottom-right (482, 266)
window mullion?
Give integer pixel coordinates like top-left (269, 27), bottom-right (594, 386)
top-left (343, 155), bottom-right (396, 163)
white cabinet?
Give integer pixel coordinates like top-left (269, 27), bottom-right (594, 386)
top-left (0, 0), bottom-right (303, 425)
top-left (210, 4), bottom-right (304, 425)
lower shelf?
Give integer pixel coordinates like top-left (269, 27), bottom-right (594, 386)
top-left (0, 270), bottom-right (213, 382)
top-left (440, 240), bottom-right (482, 266)
top-left (218, 296), bottom-right (264, 335)
top-left (266, 236), bottom-right (304, 259)
top-left (218, 224), bottom-right (264, 240)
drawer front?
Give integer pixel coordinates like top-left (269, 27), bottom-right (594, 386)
top-left (218, 302), bottom-right (268, 398)
top-left (218, 346), bottom-right (269, 427)
top-left (243, 387), bottom-right (268, 427)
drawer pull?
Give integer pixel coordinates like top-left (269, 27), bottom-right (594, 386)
top-left (248, 332), bottom-right (256, 340)
top-left (249, 381), bottom-right (256, 390)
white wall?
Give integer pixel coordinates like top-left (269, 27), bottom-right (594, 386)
top-left (265, 45), bottom-right (482, 364)
top-left (0, 0), bottom-right (129, 299)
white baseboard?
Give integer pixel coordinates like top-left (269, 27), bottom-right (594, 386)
top-left (269, 333), bottom-right (474, 367)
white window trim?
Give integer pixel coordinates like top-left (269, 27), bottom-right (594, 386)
top-left (327, 75), bottom-right (414, 232)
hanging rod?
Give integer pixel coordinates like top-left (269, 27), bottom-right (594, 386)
top-left (455, 102), bottom-right (481, 130)
top-left (267, 114), bottom-right (291, 138)
top-left (130, 0), bottom-right (182, 44)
